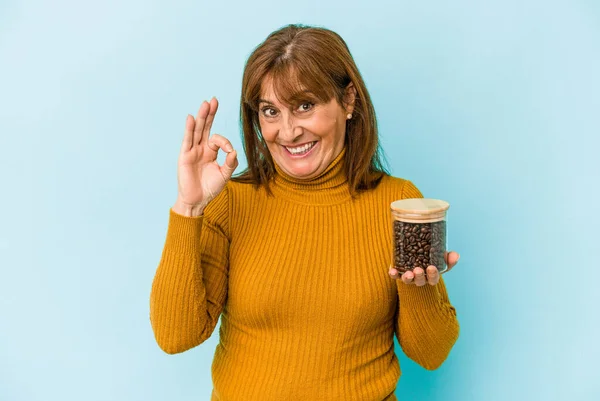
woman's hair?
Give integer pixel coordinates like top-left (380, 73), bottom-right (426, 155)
top-left (231, 23), bottom-right (389, 196)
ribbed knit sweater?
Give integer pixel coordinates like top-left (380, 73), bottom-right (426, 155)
top-left (149, 147), bottom-right (459, 400)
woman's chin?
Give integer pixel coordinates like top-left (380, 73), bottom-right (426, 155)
top-left (272, 151), bottom-right (319, 179)
top-left (282, 165), bottom-right (320, 180)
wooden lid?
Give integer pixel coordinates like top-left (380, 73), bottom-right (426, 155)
top-left (390, 198), bottom-right (449, 222)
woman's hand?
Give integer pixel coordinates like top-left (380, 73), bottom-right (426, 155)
top-left (388, 251), bottom-right (460, 286)
top-left (174, 97), bottom-right (239, 216)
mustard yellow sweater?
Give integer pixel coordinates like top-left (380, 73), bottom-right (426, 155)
top-left (150, 148), bottom-right (459, 401)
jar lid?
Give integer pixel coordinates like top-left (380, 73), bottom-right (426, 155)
top-left (390, 198), bottom-right (450, 214)
top-left (390, 198), bottom-right (449, 222)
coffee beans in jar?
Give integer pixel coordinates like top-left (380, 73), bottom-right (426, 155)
top-left (390, 198), bottom-right (450, 275)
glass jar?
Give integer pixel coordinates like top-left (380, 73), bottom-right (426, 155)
top-left (390, 198), bottom-right (450, 275)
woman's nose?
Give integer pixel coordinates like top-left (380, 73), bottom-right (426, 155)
top-left (279, 115), bottom-right (302, 142)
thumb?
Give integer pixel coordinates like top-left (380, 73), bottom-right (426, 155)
top-left (220, 149), bottom-right (239, 179)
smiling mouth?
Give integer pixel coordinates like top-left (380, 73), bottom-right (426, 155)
top-left (284, 141), bottom-right (317, 156)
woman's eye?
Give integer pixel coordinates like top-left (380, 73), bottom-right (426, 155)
top-left (298, 102), bottom-right (314, 112)
top-left (261, 107), bottom-right (277, 117)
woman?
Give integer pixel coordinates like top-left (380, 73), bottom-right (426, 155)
top-left (150, 24), bottom-right (460, 401)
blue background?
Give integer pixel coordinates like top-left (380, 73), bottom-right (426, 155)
top-left (1, 0), bottom-right (599, 400)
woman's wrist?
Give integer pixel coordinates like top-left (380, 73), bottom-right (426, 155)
top-left (172, 198), bottom-right (207, 217)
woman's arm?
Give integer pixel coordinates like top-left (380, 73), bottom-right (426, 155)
top-left (395, 276), bottom-right (459, 370)
top-left (149, 186), bottom-right (231, 354)
top-left (394, 180), bottom-right (460, 370)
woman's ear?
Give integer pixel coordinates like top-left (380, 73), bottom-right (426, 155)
top-left (343, 82), bottom-right (357, 114)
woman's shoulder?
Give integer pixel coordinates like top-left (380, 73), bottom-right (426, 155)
top-left (205, 179), bottom-right (258, 207)
top-left (205, 179), bottom-right (267, 219)
top-left (225, 177), bottom-right (265, 200)
top-left (374, 174), bottom-right (424, 200)
top-left (379, 173), bottom-right (406, 187)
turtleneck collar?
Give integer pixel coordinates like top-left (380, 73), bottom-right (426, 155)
top-left (271, 147), bottom-right (352, 206)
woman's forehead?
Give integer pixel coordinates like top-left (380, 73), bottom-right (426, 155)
top-left (259, 89), bottom-right (312, 107)
top-left (260, 75), bottom-right (305, 101)
top-left (259, 74), bottom-right (329, 107)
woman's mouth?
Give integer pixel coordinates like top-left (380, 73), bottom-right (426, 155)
top-left (284, 141), bottom-right (318, 157)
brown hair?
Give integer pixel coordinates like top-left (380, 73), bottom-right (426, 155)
top-left (231, 23), bottom-right (389, 196)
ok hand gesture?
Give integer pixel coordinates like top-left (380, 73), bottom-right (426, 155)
top-left (174, 98), bottom-right (239, 216)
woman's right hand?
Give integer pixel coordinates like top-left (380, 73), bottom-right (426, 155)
top-left (173, 97), bottom-right (239, 217)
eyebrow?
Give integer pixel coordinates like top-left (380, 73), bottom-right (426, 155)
top-left (258, 90), bottom-right (315, 106)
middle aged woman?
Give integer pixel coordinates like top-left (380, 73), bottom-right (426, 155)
top-left (150, 23), bottom-right (461, 401)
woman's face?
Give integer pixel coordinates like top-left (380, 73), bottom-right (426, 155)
top-left (258, 77), bottom-right (355, 180)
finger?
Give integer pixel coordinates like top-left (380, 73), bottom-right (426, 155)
top-left (389, 267), bottom-right (400, 280)
top-left (401, 270), bottom-right (414, 285)
top-left (426, 265), bottom-right (439, 285)
top-left (449, 251), bottom-right (460, 267)
top-left (201, 97), bottom-right (219, 146)
top-left (220, 149), bottom-right (239, 179)
top-left (181, 114), bottom-right (195, 152)
top-left (413, 267), bottom-right (426, 287)
top-left (444, 251), bottom-right (460, 273)
top-left (208, 133), bottom-right (234, 153)
top-left (193, 101), bottom-right (210, 146)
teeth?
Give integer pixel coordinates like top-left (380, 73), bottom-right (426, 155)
top-left (286, 142), bottom-right (315, 155)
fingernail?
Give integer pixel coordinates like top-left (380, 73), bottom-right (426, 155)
top-left (226, 145), bottom-right (233, 152)
top-left (457, 254), bottom-right (460, 262)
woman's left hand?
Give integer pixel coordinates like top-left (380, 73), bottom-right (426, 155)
top-left (388, 251), bottom-right (460, 286)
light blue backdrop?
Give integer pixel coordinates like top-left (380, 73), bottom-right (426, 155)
top-left (1, 0), bottom-right (598, 400)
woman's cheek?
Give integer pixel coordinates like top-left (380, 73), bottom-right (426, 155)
top-left (301, 117), bottom-right (325, 135)
top-left (259, 122), bottom-right (277, 143)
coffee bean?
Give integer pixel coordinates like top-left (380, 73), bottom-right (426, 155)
top-left (393, 220), bottom-right (446, 274)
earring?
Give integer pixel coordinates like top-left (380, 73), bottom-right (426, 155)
top-left (346, 113), bottom-right (352, 120)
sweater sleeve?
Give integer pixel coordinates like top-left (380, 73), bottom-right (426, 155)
top-left (149, 186), bottom-right (231, 354)
top-left (394, 179), bottom-right (460, 370)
